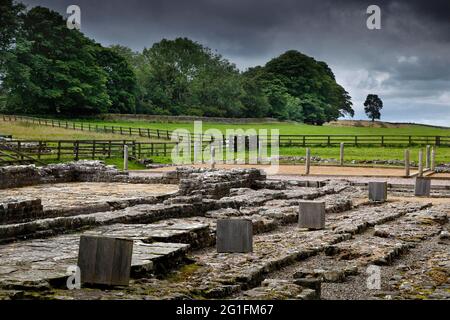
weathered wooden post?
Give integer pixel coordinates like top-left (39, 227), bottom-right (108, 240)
top-left (305, 148), bottom-right (311, 175)
top-left (123, 145), bottom-right (129, 171)
top-left (418, 149), bottom-right (423, 177)
top-left (426, 145), bottom-right (431, 169)
top-left (431, 146), bottom-right (436, 171)
top-left (404, 149), bottom-right (410, 177)
top-left (210, 145), bottom-right (216, 169)
top-left (298, 201), bottom-right (325, 230)
top-left (77, 235), bottom-right (133, 286)
top-left (216, 219), bottom-right (253, 253)
top-left (340, 142), bottom-right (344, 166)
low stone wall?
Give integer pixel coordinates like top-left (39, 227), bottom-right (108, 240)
top-left (0, 161), bottom-right (126, 189)
top-left (178, 168), bottom-right (266, 198)
top-left (0, 198), bottom-right (44, 224)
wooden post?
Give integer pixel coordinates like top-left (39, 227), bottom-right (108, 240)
top-left (404, 149), bottom-right (410, 177)
top-left (339, 142), bottom-right (344, 166)
top-left (210, 145), bottom-right (216, 169)
top-left (426, 145), bottom-right (431, 169)
top-left (123, 145), bottom-right (129, 171)
top-left (305, 148), bottom-right (311, 175)
top-left (431, 146), bottom-right (436, 171)
top-left (108, 141), bottom-right (112, 158)
top-left (57, 141), bottom-right (61, 161)
top-left (418, 149), bottom-right (423, 177)
top-left (74, 141), bottom-right (79, 161)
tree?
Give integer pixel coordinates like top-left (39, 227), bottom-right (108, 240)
top-left (0, 0), bottom-right (25, 81)
top-left (364, 94), bottom-right (383, 122)
top-left (2, 6), bottom-right (111, 115)
top-left (244, 50), bottom-right (354, 124)
top-left (137, 37), bottom-right (244, 116)
top-left (96, 46), bottom-right (137, 114)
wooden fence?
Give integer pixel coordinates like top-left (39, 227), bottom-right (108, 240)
top-left (2, 114), bottom-right (450, 147)
top-left (0, 140), bottom-right (177, 165)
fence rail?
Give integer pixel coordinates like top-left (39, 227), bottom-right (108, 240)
top-left (0, 139), bottom-right (177, 165)
top-left (2, 114), bottom-right (450, 147)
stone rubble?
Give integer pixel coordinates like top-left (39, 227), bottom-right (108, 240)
top-left (0, 162), bottom-right (448, 300)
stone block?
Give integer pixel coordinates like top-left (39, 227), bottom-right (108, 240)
top-left (415, 177), bottom-right (431, 197)
top-left (216, 219), bottom-right (253, 253)
top-left (298, 201), bottom-right (325, 230)
top-left (368, 182), bottom-right (388, 202)
top-left (77, 235), bottom-right (133, 286)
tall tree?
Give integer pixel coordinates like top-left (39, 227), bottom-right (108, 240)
top-left (138, 37), bottom-right (244, 116)
top-left (243, 50), bottom-right (354, 124)
top-left (364, 94), bottom-right (383, 122)
top-left (3, 6), bottom-right (111, 115)
top-left (0, 0), bottom-right (25, 81)
top-left (96, 46), bottom-right (137, 114)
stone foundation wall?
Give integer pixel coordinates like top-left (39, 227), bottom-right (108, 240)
top-left (0, 198), bottom-right (44, 224)
top-left (178, 168), bottom-right (266, 198)
top-left (0, 161), bottom-right (126, 189)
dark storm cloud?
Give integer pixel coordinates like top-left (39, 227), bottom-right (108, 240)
top-left (20, 0), bottom-right (450, 125)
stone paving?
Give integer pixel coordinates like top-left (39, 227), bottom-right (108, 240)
top-left (0, 183), bottom-right (178, 212)
top-left (0, 162), bottom-right (448, 300)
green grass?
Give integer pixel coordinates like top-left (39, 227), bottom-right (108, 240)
top-left (280, 146), bottom-right (449, 164)
top-left (69, 119), bottom-right (450, 136)
top-left (2, 117), bottom-right (450, 166)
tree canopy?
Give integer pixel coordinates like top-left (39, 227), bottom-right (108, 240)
top-left (1, 2), bottom-right (354, 124)
top-left (364, 94), bottom-right (383, 122)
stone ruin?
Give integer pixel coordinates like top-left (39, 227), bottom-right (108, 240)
top-left (0, 161), bottom-right (448, 300)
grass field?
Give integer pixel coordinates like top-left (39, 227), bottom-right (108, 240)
top-left (66, 118), bottom-right (450, 136)
top-left (1, 118), bottom-right (449, 166)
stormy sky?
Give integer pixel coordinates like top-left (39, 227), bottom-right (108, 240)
top-left (21, 0), bottom-right (450, 126)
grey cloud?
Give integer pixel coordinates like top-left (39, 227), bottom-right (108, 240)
top-left (20, 0), bottom-right (450, 125)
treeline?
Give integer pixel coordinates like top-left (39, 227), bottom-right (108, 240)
top-left (0, 1), bottom-right (354, 124)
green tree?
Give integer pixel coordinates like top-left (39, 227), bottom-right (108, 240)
top-left (137, 38), bottom-right (244, 116)
top-left (249, 50), bottom-right (354, 124)
top-left (3, 6), bottom-right (111, 115)
top-left (364, 94), bottom-right (383, 121)
top-left (0, 0), bottom-right (25, 82)
top-left (96, 46), bottom-right (137, 114)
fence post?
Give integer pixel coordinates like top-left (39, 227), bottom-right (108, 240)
top-left (431, 146), bottom-right (436, 171)
top-left (425, 145), bottom-right (431, 169)
top-left (92, 140), bottom-right (96, 159)
top-left (123, 145), bottom-right (129, 171)
top-left (418, 149), bottom-right (423, 177)
top-left (404, 149), bottom-right (410, 177)
top-left (340, 142), bottom-right (344, 166)
top-left (210, 146), bottom-right (216, 169)
top-left (305, 148), bottom-right (311, 175)
top-left (74, 141), bottom-right (79, 161)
